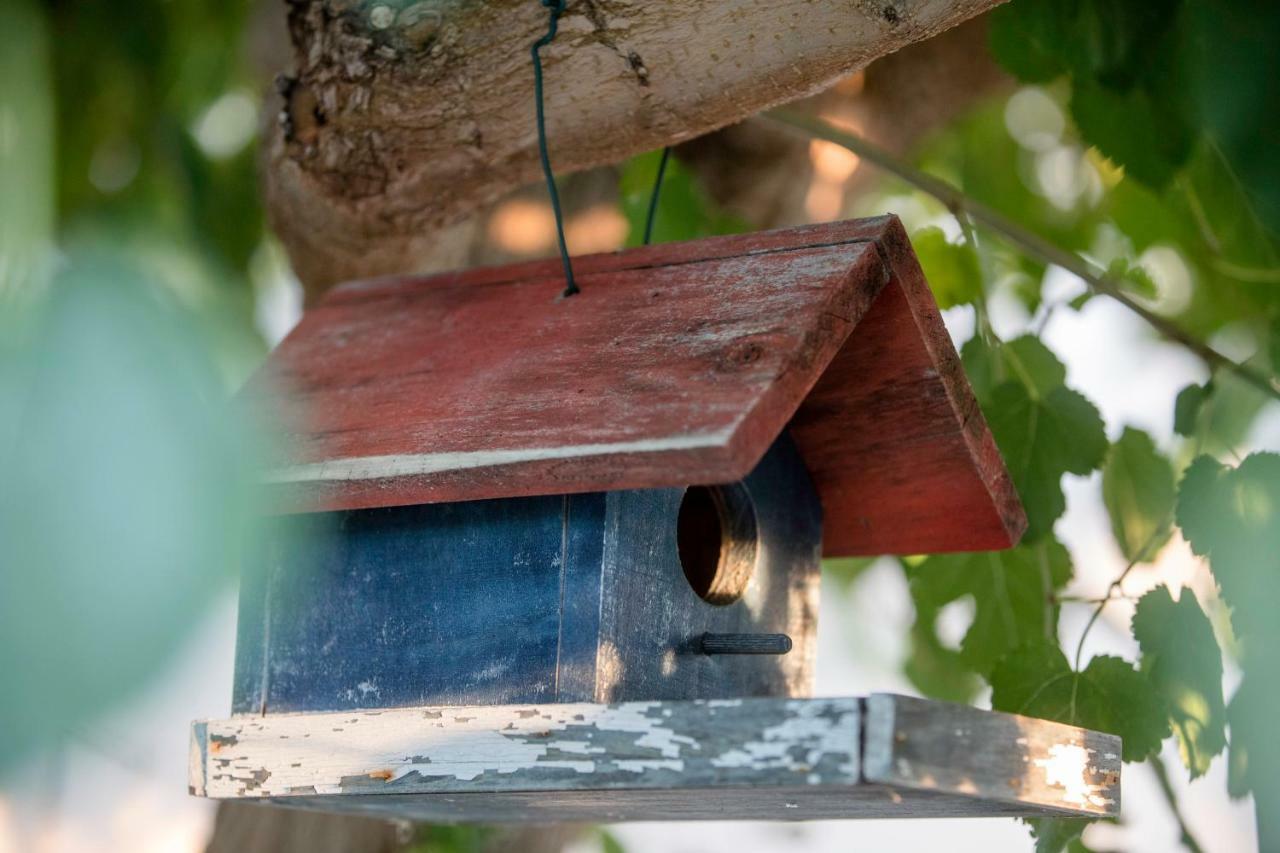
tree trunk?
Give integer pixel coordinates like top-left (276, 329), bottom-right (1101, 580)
top-left (265, 0), bottom-right (1004, 290)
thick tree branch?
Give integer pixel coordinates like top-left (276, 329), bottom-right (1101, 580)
top-left (770, 111), bottom-right (1280, 401)
top-left (265, 0), bottom-right (1005, 289)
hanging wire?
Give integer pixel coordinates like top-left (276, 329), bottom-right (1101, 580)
top-left (642, 146), bottom-right (672, 246)
top-left (531, 0), bottom-right (577, 297)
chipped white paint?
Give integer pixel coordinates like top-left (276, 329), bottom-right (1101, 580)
top-left (264, 431), bottom-right (736, 485)
top-left (1033, 744), bottom-right (1116, 810)
top-left (190, 695), bottom-right (1120, 821)
top-left (710, 699), bottom-right (856, 776)
top-left (193, 697), bottom-right (859, 800)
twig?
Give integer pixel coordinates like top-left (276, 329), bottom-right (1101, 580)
top-left (1150, 752), bottom-right (1207, 853)
top-left (767, 111), bottom-right (1280, 402)
top-left (1071, 515), bottom-right (1171, 670)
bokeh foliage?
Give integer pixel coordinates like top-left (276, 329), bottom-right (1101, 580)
top-left (1, 0), bottom-right (271, 771)
top-left (624, 1), bottom-right (1278, 849)
top-left (857, 1), bottom-right (1279, 849)
top-left (0, 0), bottom-right (1276, 851)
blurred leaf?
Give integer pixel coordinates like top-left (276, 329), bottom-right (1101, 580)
top-left (619, 150), bottom-right (746, 246)
top-left (989, 0), bottom-right (1179, 87)
top-left (1271, 316), bottom-right (1280, 374)
top-left (1071, 79), bottom-right (1194, 188)
top-left (1133, 586), bottom-right (1227, 777)
top-left (963, 335), bottom-right (1068, 410)
top-left (990, 0), bottom-right (1192, 188)
top-left (903, 606), bottom-right (984, 704)
top-left (912, 226), bottom-right (983, 308)
top-left (0, 0), bottom-right (54, 320)
top-left (908, 540), bottom-right (1071, 677)
top-left (1182, 0), bottom-right (1280, 235)
top-left (599, 828), bottom-right (627, 853)
top-left (1102, 427), bottom-right (1176, 561)
top-left (988, 3), bottom-right (1071, 83)
top-left (1104, 258), bottom-right (1158, 301)
top-left (822, 556), bottom-right (877, 588)
top-left (1179, 145), bottom-right (1280, 273)
top-left (0, 253), bottom-right (260, 772)
top-left (1173, 381), bottom-right (1212, 437)
top-left (991, 643), bottom-right (1168, 762)
top-left (408, 825), bottom-right (495, 853)
top-left (1176, 453), bottom-right (1280, 643)
top-left (1227, 676), bottom-right (1280, 806)
top-left (1027, 818), bottom-right (1090, 853)
top-left (987, 382), bottom-right (1109, 538)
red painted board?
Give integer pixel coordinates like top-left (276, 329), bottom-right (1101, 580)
top-left (240, 216), bottom-right (1025, 556)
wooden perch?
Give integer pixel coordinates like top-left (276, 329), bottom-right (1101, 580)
top-left (265, 0), bottom-right (1005, 289)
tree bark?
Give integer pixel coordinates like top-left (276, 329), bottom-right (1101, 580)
top-left (266, 0), bottom-right (1004, 289)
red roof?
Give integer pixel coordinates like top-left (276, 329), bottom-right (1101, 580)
top-left (242, 216), bottom-right (1024, 556)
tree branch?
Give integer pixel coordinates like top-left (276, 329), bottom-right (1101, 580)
top-left (1150, 752), bottom-right (1208, 853)
top-left (265, 0), bottom-right (1005, 290)
top-left (767, 111), bottom-right (1280, 402)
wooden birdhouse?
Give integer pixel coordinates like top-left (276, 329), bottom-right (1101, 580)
top-left (190, 217), bottom-right (1120, 823)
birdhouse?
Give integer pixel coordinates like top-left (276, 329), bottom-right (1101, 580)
top-left (190, 217), bottom-right (1120, 823)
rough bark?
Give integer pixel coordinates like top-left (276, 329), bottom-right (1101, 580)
top-left (266, 0), bottom-right (1004, 289)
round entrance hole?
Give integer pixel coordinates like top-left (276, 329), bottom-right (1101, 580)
top-left (676, 483), bottom-right (759, 605)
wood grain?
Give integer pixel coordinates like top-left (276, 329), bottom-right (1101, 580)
top-left (242, 216), bottom-right (1024, 556)
top-left (190, 694), bottom-right (1119, 822)
top-left (231, 436), bottom-right (820, 714)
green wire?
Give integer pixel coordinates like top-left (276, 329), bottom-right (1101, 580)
top-left (642, 146), bottom-right (672, 246)
top-left (531, 0), bottom-right (577, 297)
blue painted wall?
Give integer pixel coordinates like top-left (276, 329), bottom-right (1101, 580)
top-left (233, 435), bottom-right (820, 714)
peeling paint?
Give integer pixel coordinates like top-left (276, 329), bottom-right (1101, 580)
top-left (191, 694), bottom-right (1119, 821)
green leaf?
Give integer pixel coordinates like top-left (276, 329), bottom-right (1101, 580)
top-left (991, 643), bottom-right (1168, 762)
top-left (962, 335), bottom-right (1069, 408)
top-left (988, 3), bottom-right (1070, 83)
top-left (1173, 382), bottom-right (1212, 437)
top-left (988, 0), bottom-right (1180, 88)
top-left (0, 0), bottom-right (54, 325)
top-left (987, 382), bottom-right (1109, 538)
top-left (619, 149), bottom-right (745, 246)
top-left (1271, 316), bottom-right (1280, 375)
top-left (822, 556), bottom-right (877, 588)
top-left (1176, 453), bottom-right (1280, 643)
top-left (1027, 818), bottom-right (1090, 853)
top-left (1132, 586), bottom-right (1227, 777)
top-left (903, 608), bottom-right (984, 704)
top-left (912, 226), bottom-right (983, 308)
top-left (0, 253), bottom-right (260, 772)
top-left (1227, 676), bottom-right (1280, 805)
top-left (1181, 0), bottom-right (1280, 235)
top-left (908, 541), bottom-right (1071, 677)
top-left (1104, 257), bottom-right (1158, 301)
top-left (599, 829), bottom-right (627, 853)
top-left (1102, 427), bottom-right (1176, 561)
top-left (1070, 79), bottom-right (1195, 189)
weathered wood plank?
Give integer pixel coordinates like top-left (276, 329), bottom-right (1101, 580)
top-left (190, 695), bottom-right (1120, 821)
top-left (596, 432), bottom-right (821, 703)
top-left (192, 698), bottom-right (861, 800)
top-left (790, 218), bottom-right (1025, 554)
top-left (242, 217), bottom-right (1024, 556)
top-left (863, 694), bottom-right (1121, 818)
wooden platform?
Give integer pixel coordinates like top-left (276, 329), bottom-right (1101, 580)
top-left (242, 216), bottom-right (1024, 557)
top-left (190, 694), bottom-right (1119, 822)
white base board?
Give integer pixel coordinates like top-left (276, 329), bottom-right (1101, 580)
top-left (190, 694), bottom-right (1120, 822)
